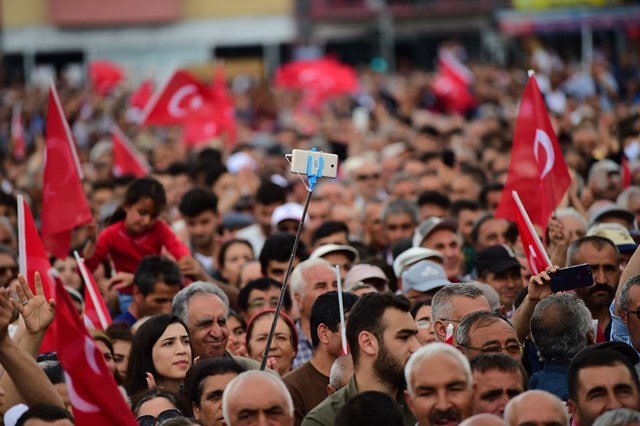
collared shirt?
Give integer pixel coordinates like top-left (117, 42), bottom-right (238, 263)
top-left (610, 300), bottom-right (640, 354)
top-left (301, 376), bottom-right (415, 426)
top-left (293, 320), bottom-right (313, 369)
top-left (529, 361), bottom-right (571, 401)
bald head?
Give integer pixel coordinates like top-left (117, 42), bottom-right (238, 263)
top-left (505, 391), bottom-right (568, 426)
top-left (459, 413), bottom-right (504, 426)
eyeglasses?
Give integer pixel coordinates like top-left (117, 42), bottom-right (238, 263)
top-left (624, 309), bottom-right (640, 320)
top-left (459, 343), bottom-right (524, 355)
top-left (137, 409), bottom-right (182, 426)
top-left (356, 173), bottom-right (380, 181)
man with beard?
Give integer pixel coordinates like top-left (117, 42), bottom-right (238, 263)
top-left (567, 236), bottom-right (620, 340)
top-left (302, 293), bottom-right (420, 426)
top-left (404, 342), bottom-right (473, 426)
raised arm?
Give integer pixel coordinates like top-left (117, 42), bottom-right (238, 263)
top-left (511, 265), bottom-right (557, 341)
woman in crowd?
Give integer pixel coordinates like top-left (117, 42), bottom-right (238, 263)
top-left (130, 388), bottom-right (188, 426)
top-left (105, 322), bottom-right (134, 384)
top-left (226, 309), bottom-right (248, 357)
top-left (245, 309), bottom-right (297, 376)
top-left (125, 314), bottom-right (193, 397)
top-left (216, 239), bottom-right (254, 288)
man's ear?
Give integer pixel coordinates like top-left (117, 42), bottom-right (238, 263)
top-left (358, 331), bottom-right (378, 358)
top-left (404, 389), bottom-right (414, 414)
top-left (433, 319), bottom-right (447, 341)
top-left (192, 403), bottom-right (200, 420)
top-left (317, 323), bottom-right (330, 346)
top-left (293, 292), bottom-right (302, 311)
top-left (132, 285), bottom-right (143, 303)
top-left (567, 399), bottom-right (579, 423)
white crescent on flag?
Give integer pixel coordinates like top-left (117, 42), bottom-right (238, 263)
top-left (64, 372), bottom-right (100, 413)
top-left (533, 129), bottom-right (555, 180)
top-left (168, 85), bottom-right (202, 118)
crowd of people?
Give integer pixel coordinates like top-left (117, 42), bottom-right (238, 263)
top-left (0, 39), bottom-right (638, 425)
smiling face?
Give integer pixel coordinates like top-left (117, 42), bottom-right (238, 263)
top-left (187, 294), bottom-right (230, 358)
top-left (247, 315), bottom-right (296, 377)
top-left (151, 322), bottom-right (192, 382)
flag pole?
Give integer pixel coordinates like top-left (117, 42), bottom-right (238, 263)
top-left (512, 190), bottom-right (551, 266)
top-left (335, 265), bottom-right (348, 355)
top-left (17, 195), bottom-right (27, 279)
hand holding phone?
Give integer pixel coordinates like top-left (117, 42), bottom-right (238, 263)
top-left (550, 263), bottom-right (593, 293)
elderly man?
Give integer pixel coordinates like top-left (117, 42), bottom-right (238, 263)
top-left (172, 281), bottom-right (260, 369)
top-left (404, 342), bottom-right (474, 426)
top-left (222, 371), bottom-right (294, 426)
top-left (289, 258), bottom-right (338, 368)
top-left (455, 311), bottom-right (522, 362)
top-left (303, 293), bottom-right (420, 426)
top-left (504, 390), bottom-right (568, 426)
top-left (568, 349), bottom-right (640, 426)
top-left (431, 283), bottom-right (491, 342)
top-left (529, 293), bottom-right (595, 401)
top-left (470, 354), bottom-right (527, 417)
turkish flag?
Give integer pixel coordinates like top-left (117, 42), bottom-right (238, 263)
top-left (74, 251), bottom-right (112, 331)
top-left (130, 79), bottom-right (154, 110)
top-left (494, 74), bottom-right (571, 231)
top-left (183, 116), bottom-right (222, 147)
top-left (89, 60), bottom-right (125, 96)
top-left (11, 103), bottom-right (26, 161)
top-left (274, 58), bottom-right (358, 111)
top-left (432, 49), bottom-right (476, 115)
top-left (139, 70), bottom-right (215, 126)
top-left (112, 126), bottom-right (150, 178)
top-left (54, 278), bottom-right (137, 425)
top-left (17, 195), bottom-right (58, 353)
top-left (41, 84), bottom-right (93, 260)
top-left (513, 191), bottom-right (551, 275)
top-left (210, 65), bottom-right (237, 146)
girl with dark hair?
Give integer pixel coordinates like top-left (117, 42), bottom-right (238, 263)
top-left (245, 309), bottom-right (298, 376)
top-left (125, 314), bottom-right (192, 397)
top-left (216, 239), bottom-right (253, 288)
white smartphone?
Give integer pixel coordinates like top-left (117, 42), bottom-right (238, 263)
top-left (289, 149), bottom-right (339, 178)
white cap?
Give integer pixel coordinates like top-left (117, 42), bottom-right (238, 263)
top-left (393, 247), bottom-right (444, 278)
top-left (310, 244), bottom-right (359, 263)
top-left (271, 203), bottom-right (304, 229)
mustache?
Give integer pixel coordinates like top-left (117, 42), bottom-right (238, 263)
top-left (588, 283), bottom-right (615, 296)
top-left (429, 408), bottom-right (461, 424)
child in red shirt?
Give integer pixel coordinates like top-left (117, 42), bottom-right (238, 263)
top-left (83, 177), bottom-right (190, 294)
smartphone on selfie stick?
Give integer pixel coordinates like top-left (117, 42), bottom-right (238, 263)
top-left (260, 148), bottom-right (337, 370)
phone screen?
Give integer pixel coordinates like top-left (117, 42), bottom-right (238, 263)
top-left (550, 264), bottom-right (593, 293)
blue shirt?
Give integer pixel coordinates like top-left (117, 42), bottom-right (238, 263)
top-left (529, 361), bottom-right (571, 401)
top-left (112, 309), bottom-right (137, 327)
top-left (293, 320), bottom-right (313, 369)
top-left (610, 300), bottom-right (640, 354)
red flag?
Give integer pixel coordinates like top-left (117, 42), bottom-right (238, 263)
top-left (274, 58), bottom-right (358, 111)
top-left (11, 103), bottom-right (26, 161)
top-left (41, 83), bottom-right (93, 260)
top-left (17, 195), bottom-right (58, 353)
top-left (130, 79), bottom-right (154, 110)
top-left (210, 65), bottom-right (237, 146)
top-left (54, 278), bottom-right (137, 425)
top-left (513, 191), bottom-right (551, 275)
top-left (494, 74), bottom-right (571, 231)
top-left (74, 251), bottom-right (112, 331)
top-left (112, 126), bottom-right (150, 178)
top-left (89, 60), bottom-right (125, 96)
top-left (432, 49), bottom-right (476, 115)
top-left (622, 156), bottom-right (632, 189)
top-left (183, 116), bottom-right (222, 147)
top-left (139, 70), bottom-right (215, 126)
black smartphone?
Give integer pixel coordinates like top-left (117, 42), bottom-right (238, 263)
top-left (550, 263), bottom-right (593, 293)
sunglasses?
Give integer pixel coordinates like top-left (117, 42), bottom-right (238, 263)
top-left (136, 409), bottom-right (182, 426)
top-left (356, 173), bottom-right (380, 181)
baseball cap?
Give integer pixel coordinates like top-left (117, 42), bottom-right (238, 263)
top-left (271, 203), bottom-right (304, 229)
top-left (475, 244), bottom-right (520, 276)
top-left (401, 260), bottom-right (451, 294)
top-left (412, 217), bottom-right (458, 247)
top-left (310, 244), bottom-right (359, 263)
top-left (393, 247), bottom-right (444, 277)
top-left (587, 222), bottom-right (637, 252)
top-left (221, 212), bottom-right (254, 231)
top-left (226, 151), bottom-right (257, 174)
top-left (588, 205), bottom-right (636, 228)
top-left (344, 264), bottom-right (388, 290)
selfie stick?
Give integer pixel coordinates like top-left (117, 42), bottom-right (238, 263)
top-left (260, 148), bottom-right (326, 370)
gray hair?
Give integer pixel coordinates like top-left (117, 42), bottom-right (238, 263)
top-left (289, 258), bottom-right (334, 297)
top-left (469, 281), bottom-right (501, 313)
top-left (431, 283), bottom-right (486, 323)
top-left (530, 293), bottom-right (592, 361)
top-left (455, 311), bottom-right (516, 349)
top-left (618, 186), bottom-right (640, 210)
top-left (222, 370), bottom-right (294, 423)
top-left (593, 408), bottom-right (640, 426)
top-left (387, 171), bottom-right (417, 194)
top-left (404, 342), bottom-right (472, 398)
top-left (172, 281), bottom-right (230, 324)
top-left (329, 354), bottom-right (353, 391)
top-left (619, 274), bottom-right (640, 311)
top-left (381, 199), bottom-right (419, 224)
top-left (555, 207), bottom-right (588, 230)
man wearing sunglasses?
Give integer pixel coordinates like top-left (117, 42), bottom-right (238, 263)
top-left (455, 311), bottom-right (522, 362)
top-left (529, 293), bottom-right (595, 401)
